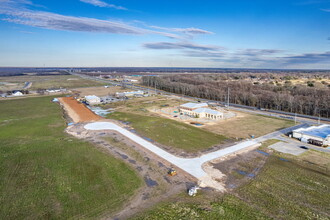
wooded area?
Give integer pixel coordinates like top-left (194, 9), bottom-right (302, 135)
top-left (142, 73), bottom-right (330, 118)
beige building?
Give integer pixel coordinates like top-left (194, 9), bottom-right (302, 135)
top-left (179, 102), bottom-right (223, 120)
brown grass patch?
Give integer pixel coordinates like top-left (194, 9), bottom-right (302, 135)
top-left (203, 111), bottom-right (294, 139)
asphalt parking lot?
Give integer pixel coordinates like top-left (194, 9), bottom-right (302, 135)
top-left (269, 141), bottom-right (307, 155)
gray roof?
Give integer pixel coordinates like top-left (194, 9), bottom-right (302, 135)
top-left (192, 108), bottom-right (223, 115)
top-left (180, 102), bottom-right (208, 109)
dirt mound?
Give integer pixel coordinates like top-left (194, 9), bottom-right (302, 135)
top-left (59, 97), bottom-right (102, 122)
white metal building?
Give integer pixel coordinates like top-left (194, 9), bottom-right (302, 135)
top-left (85, 95), bottom-right (101, 105)
top-left (115, 90), bottom-right (144, 97)
top-left (292, 124), bottom-right (330, 146)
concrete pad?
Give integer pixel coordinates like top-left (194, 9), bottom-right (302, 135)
top-left (269, 142), bottom-right (307, 156)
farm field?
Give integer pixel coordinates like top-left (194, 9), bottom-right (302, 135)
top-left (0, 96), bottom-right (142, 219)
top-left (107, 111), bottom-right (228, 153)
top-left (204, 112), bottom-right (295, 139)
top-left (132, 148), bottom-right (330, 219)
top-left (0, 75), bottom-right (105, 90)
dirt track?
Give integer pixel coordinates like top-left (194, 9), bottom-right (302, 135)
top-left (58, 97), bottom-right (102, 122)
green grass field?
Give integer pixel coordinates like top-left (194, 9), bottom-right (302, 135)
top-left (235, 154), bottom-right (330, 219)
top-left (108, 112), bottom-right (228, 153)
top-left (0, 75), bottom-right (105, 90)
top-left (132, 194), bottom-right (269, 220)
top-left (0, 97), bottom-right (142, 219)
top-left (132, 151), bottom-right (330, 219)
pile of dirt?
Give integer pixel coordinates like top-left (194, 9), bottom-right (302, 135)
top-left (58, 97), bottom-right (102, 122)
top-left (200, 163), bottom-right (226, 192)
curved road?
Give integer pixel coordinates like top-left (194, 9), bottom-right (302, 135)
top-left (84, 122), bottom-right (306, 179)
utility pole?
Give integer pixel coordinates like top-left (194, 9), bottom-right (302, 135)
top-left (227, 87), bottom-right (230, 109)
top-left (295, 112), bottom-right (297, 125)
top-left (154, 81), bottom-right (157, 95)
top-left (318, 114), bottom-right (321, 125)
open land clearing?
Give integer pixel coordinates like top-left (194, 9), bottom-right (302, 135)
top-left (108, 111), bottom-right (228, 154)
top-left (0, 82), bottom-right (21, 91)
top-left (204, 111), bottom-right (295, 139)
top-left (132, 142), bottom-right (330, 220)
top-left (101, 95), bottom-right (184, 113)
top-left (0, 75), bottom-right (105, 90)
top-left (72, 86), bottom-right (132, 97)
top-left (289, 78), bottom-right (330, 88)
top-left (0, 96), bottom-right (142, 219)
top-left (83, 121), bottom-right (259, 181)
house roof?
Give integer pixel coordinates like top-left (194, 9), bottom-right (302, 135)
top-left (294, 124), bottom-right (330, 139)
top-left (192, 108), bottom-right (223, 115)
top-left (180, 102), bottom-right (208, 109)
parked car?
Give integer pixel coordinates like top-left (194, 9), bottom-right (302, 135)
top-left (299, 146), bottom-right (309, 150)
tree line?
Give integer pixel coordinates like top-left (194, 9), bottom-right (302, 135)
top-left (142, 74), bottom-right (330, 118)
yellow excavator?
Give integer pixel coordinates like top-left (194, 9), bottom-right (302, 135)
top-left (168, 168), bottom-right (177, 176)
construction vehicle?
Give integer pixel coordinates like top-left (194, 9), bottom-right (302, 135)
top-left (168, 168), bottom-right (177, 176)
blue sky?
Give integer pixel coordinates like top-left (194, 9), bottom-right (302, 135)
top-left (0, 0), bottom-right (329, 68)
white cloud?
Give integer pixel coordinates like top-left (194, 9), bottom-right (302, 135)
top-left (143, 41), bottom-right (223, 51)
top-left (0, 0), bottom-right (216, 41)
top-left (1, 10), bottom-right (147, 34)
top-left (80, 0), bottom-right (127, 10)
top-left (1, 1), bottom-right (213, 39)
top-left (149, 26), bottom-right (213, 35)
